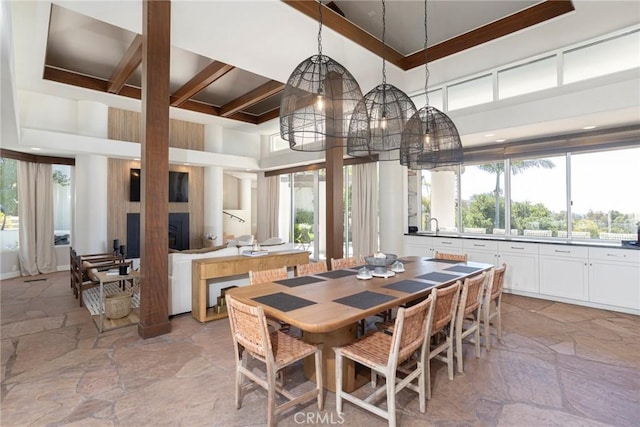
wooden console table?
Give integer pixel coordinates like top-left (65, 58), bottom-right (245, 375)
top-left (191, 250), bottom-right (309, 322)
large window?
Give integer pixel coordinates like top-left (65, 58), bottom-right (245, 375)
top-left (570, 147), bottom-right (640, 240)
top-left (52, 164), bottom-right (73, 245)
top-left (460, 162), bottom-right (504, 235)
top-left (0, 158), bottom-right (19, 250)
top-left (447, 74), bottom-right (493, 111)
top-left (510, 155), bottom-right (566, 238)
top-left (498, 56), bottom-right (557, 99)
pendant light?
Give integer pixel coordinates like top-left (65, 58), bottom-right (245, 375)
top-left (346, 0), bottom-right (417, 161)
top-left (280, 1), bottom-right (363, 152)
top-left (400, 0), bottom-right (463, 169)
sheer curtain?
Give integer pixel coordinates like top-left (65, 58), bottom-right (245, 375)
top-left (352, 162), bottom-right (378, 260)
top-left (265, 175), bottom-right (279, 239)
top-left (17, 161), bottom-right (57, 275)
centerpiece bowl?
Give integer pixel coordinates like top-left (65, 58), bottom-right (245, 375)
top-left (364, 253), bottom-right (398, 274)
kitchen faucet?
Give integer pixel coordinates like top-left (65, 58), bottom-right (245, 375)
top-left (429, 217), bottom-right (439, 234)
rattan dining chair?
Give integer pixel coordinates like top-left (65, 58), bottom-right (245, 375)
top-left (296, 260), bottom-right (328, 276)
top-left (330, 257), bottom-right (358, 270)
top-left (335, 294), bottom-right (434, 426)
top-left (454, 272), bottom-right (487, 373)
top-left (434, 251), bottom-right (468, 262)
top-left (482, 263), bottom-right (507, 351)
top-left (249, 267), bottom-right (290, 333)
top-left (226, 294), bottom-right (323, 427)
top-left (426, 281), bottom-right (460, 399)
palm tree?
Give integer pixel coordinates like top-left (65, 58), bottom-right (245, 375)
top-left (478, 159), bottom-right (555, 228)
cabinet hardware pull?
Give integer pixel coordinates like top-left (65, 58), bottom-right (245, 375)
top-left (605, 253), bottom-right (623, 257)
top-left (510, 246), bottom-right (525, 250)
top-left (473, 244), bottom-right (486, 247)
top-left (554, 250), bottom-right (571, 253)
top-left (442, 241), bottom-right (452, 244)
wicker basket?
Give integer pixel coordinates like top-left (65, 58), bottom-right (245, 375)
top-left (105, 292), bottom-right (132, 319)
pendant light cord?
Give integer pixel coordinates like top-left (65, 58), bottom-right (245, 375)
top-left (317, 0), bottom-right (323, 57)
top-left (381, 0), bottom-right (387, 86)
top-left (424, 0), bottom-right (429, 106)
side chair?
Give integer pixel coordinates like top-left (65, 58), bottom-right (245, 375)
top-left (296, 260), bottom-right (328, 276)
top-left (434, 251), bottom-right (468, 262)
top-left (482, 263), bottom-right (507, 350)
top-left (454, 272), bottom-right (487, 373)
top-left (226, 294), bottom-right (323, 427)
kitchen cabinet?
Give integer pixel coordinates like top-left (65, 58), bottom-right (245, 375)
top-left (403, 235), bottom-right (463, 258)
top-left (539, 245), bottom-right (589, 301)
top-left (404, 235), bottom-right (432, 257)
top-left (430, 236), bottom-right (464, 257)
top-left (463, 239), bottom-right (499, 266)
top-left (497, 241), bottom-right (539, 293)
top-left (588, 247), bottom-right (640, 310)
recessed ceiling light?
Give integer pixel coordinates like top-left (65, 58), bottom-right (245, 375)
top-left (484, 133), bottom-right (495, 137)
top-left (183, 163), bottom-right (190, 166)
top-left (582, 125), bottom-right (597, 130)
top-left (496, 139), bottom-right (506, 143)
top-left (133, 158), bottom-right (140, 161)
top-left (245, 169), bottom-right (251, 172)
top-left (31, 147), bottom-right (41, 151)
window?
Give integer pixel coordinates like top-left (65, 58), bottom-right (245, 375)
top-left (447, 74), bottom-right (493, 111)
top-left (564, 30), bottom-right (640, 84)
top-left (498, 56), bottom-right (557, 99)
top-left (570, 147), bottom-right (640, 241)
top-left (52, 164), bottom-right (72, 245)
top-left (510, 155), bottom-right (566, 238)
top-left (270, 133), bottom-right (290, 152)
top-left (0, 158), bottom-right (19, 250)
top-left (460, 162), bottom-right (504, 235)
top-left (430, 168), bottom-right (459, 233)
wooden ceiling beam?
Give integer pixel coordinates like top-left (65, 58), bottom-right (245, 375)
top-left (170, 61), bottom-right (234, 107)
top-left (402, 0), bottom-right (575, 69)
top-left (257, 108), bottom-right (280, 124)
top-left (219, 80), bottom-right (284, 117)
top-left (107, 35), bottom-right (142, 94)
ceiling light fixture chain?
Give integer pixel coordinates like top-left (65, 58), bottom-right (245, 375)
top-left (317, 0), bottom-right (323, 58)
top-left (423, 0), bottom-right (429, 109)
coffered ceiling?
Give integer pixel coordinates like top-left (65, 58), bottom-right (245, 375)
top-left (41, 1), bottom-right (574, 126)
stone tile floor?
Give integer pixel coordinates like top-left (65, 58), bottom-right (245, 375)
top-left (1, 271), bottom-right (639, 426)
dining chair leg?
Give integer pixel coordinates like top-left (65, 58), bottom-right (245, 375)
top-left (447, 338), bottom-right (454, 380)
top-left (496, 301), bottom-right (503, 340)
top-left (426, 357), bottom-right (432, 400)
top-left (386, 374), bottom-right (397, 427)
top-left (236, 355), bottom-right (246, 409)
top-left (267, 367), bottom-right (277, 427)
top-left (484, 304), bottom-right (492, 351)
top-left (474, 314), bottom-right (482, 358)
top-left (335, 350), bottom-right (344, 414)
top-left (315, 348), bottom-right (324, 411)
top-left (455, 327), bottom-right (464, 374)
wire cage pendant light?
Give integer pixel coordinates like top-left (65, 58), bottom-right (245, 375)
top-left (400, 0), bottom-right (463, 169)
top-left (280, 1), bottom-right (363, 152)
top-left (347, 0), bottom-right (417, 161)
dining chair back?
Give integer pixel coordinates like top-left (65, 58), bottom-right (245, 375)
top-left (249, 267), bottom-right (288, 285)
top-left (226, 294), bottom-right (323, 426)
top-left (335, 294), bottom-right (434, 425)
top-left (454, 272), bottom-right (487, 373)
top-left (434, 251), bottom-right (468, 262)
top-left (296, 260), bottom-right (328, 276)
top-left (483, 263), bottom-right (507, 350)
top-left (426, 281), bottom-right (460, 399)
top-left (330, 257), bottom-right (358, 270)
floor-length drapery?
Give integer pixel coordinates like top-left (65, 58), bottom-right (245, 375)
top-left (17, 161), bottom-right (57, 275)
top-left (265, 175), bottom-right (279, 239)
top-left (352, 162), bottom-right (378, 260)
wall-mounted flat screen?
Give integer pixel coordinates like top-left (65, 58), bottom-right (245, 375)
top-left (129, 169), bottom-right (189, 203)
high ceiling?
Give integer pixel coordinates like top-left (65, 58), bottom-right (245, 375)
top-left (40, 1), bottom-right (572, 126)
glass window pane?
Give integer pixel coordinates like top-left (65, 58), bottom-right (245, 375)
top-left (460, 162), bottom-right (504, 235)
top-left (571, 147), bottom-right (640, 241)
top-left (510, 156), bottom-right (567, 238)
top-left (270, 133), bottom-right (290, 152)
top-left (0, 158), bottom-right (19, 250)
top-left (52, 165), bottom-right (72, 246)
top-left (447, 74), bottom-right (493, 111)
top-left (498, 56), bottom-right (557, 99)
top-left (431, 169), bottom-right (458, 233)
top-left (411, 89), bottom-right (443, 111)
top-left (278, 174), bottom-right (291, 243)
top-left (564, 30), bottom-right (640, 84)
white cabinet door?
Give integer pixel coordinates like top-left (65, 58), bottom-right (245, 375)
top-left (588, 248), bottom-right (640, 310)
top-left (404, 236), bottom-right (432, 257)
top-left (539, 246), bottom-right (588, 301)
top-left (498, 242), bottom-right (539, 293)
top-left (431, 237), bottom-right (464, 258)
top-left (463, 240), bottom-right (498, 266)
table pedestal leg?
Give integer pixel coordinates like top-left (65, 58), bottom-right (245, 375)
top-left (303, 323), bottom-right (368, 392)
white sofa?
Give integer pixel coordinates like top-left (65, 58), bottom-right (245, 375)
top-left (168, 242), bottom-right (294, 315)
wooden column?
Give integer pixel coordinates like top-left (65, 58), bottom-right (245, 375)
top-left (139, 0), bottom-right (171, 338)
top-left (325, 72), bottom-right (344, 264)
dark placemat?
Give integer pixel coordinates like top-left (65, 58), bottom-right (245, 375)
top-left (274, 276), bottom-right (326, 287)
top-left (416, 271), bottom-right (461, 283)
top-left (252, 292), bottom-right (316, 312)
top-left (333, 291), bottom-right (396, 310)
top-left (317, 269), bottom-right (359, 279)
top-left (383, 280), bottom-right (437, 294)
top-left (422, 258), bottom-right (461, 264)
top-left (444, 265), bottom-right (485, 274)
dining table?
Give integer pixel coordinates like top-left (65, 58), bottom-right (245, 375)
top-left (227, 255), bottom-right (493, 392)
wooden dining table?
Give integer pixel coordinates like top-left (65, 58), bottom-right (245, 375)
top-left (227, 256), bottom-right (493, 392)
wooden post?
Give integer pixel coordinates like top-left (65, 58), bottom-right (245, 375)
top-left (325, 72), bottom-right (344, 265)
top-left (138, 0), bottom-right (171, 338)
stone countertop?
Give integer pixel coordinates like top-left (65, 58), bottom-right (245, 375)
top-left (404, 233), bottom-right (640, 250)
